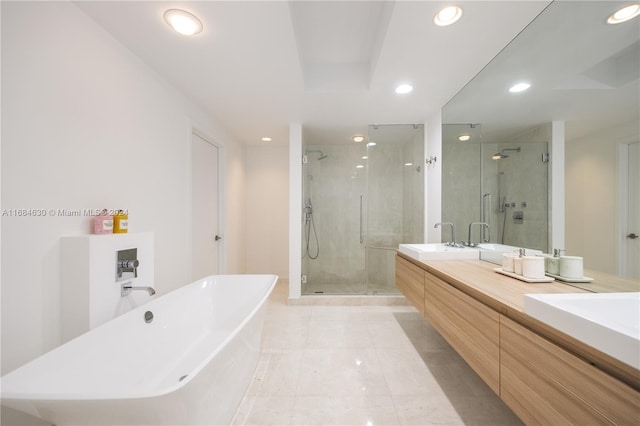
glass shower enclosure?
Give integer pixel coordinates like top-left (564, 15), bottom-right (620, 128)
top-left (301, 124), bottom-right (424, 295)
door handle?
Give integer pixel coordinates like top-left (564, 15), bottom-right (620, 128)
top-left (627, 233), bottom-right (639, 239)
top-left (215, 235), bottom-right (222, 241)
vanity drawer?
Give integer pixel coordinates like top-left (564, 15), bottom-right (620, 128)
top-left (423, 270), bottom-right (500, 394)
top-left (500, 316), bottom-right (640, 425)
top-left (395, 255), bottom-right (425, 315)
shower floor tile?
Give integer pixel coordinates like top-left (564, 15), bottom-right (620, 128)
top-left (231, 279), bottom-right (523, 426)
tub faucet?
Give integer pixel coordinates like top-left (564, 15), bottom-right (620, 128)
top-left (121, 282), bottom-right (156, 297)
top-left (434, 222), bottom-right (456, 246)
top-left (465, 222), bottom-right (489, 247)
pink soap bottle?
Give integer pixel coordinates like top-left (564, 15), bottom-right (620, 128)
top-left (93, 209), bottom-right (113, 234)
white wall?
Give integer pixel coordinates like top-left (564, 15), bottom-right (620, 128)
top-left (1, 2), bottom-right (246, 373)
top-left (425, 111), bottom-right (442, 242)
top-left (245, 145), bottom-right (289, 277)
top-left (565, 120), bottom-right (638, 274)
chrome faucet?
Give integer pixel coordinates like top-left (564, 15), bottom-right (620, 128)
top-left (434, 222), bottom-right (456, 246)
top-left (121, 282), bottom-right (156, 297)
top-left (466, 222), bottom-right (489, 247)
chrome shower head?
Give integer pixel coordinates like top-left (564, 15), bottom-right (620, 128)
top-left (492, 147), bottom-right (521, 160)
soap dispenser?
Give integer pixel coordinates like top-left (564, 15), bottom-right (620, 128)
top-left (93, 209), bottom-right (113, 234)
top-left (514, 248), bottom-right (525, 275)
top-left (113, 210), bottom-right (128, 234)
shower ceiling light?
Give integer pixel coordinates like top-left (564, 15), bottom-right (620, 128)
top-left (261, 137), bottom-right (272, 142)
top-left (434, 6), bottom-right (463, 26)
top-left (509, 82), bottom-right (531, 93)
top-left (458, 134), bottom-right (470, 142)
top-left (163, 9), bottom-right (203, 35)
top-left (352, 135), bottom-right (365, 143)
top-left (607, 4), bottom-right (640, 24)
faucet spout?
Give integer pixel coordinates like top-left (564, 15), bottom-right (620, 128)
top-left (121, 282), bottom-right (156, 297)
top-left (434, 222), bottom-right (456, 246)
top-left (466, 222), bottom-right (489, 247)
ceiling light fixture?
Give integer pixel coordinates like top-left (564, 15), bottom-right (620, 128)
top-left (607, 4), bottom-right (640, 24)
top-left (509, 82), bottom-right (531, 93)
top-left (367, 142), bottom-right (377, 147)
top-left (163, 9), bottom-right (203, 36)
top-left (458, 135), bottom-right (471, 142)
top-left (352, 135), bottom-right (365, 143)
top-left (261, 137), bottom-right (272, 142)
top-left (434, 6), bottom-right (463, 26)
top-left (395, 84), bottom-right (413, 94)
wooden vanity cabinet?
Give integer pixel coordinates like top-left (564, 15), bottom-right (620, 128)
top-left (394, 254), bottom-right (640, 425)
top-left (423, 270), bottom-right (500, 395)
top-left (395, 255), bottom-right (425, 315)
top-left (501, 316), bottom-right (640, 425)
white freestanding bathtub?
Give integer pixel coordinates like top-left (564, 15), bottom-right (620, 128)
top-left (1, 274), bottom-right (278, 425)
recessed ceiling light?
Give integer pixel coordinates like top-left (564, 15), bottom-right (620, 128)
top-left (361, 156), bottom-right (368, 160)
top-left (261, 137), bottom-right (272, 142)
top-left (434, 6), bottom-right (463, 26)
top-left (367, 142), bottom-right (377, 147)
top-left (607, 4), bottom-right (640, 24)
top-left (352, 135), bottom-right (365, 143)
top-left (163, 9), bottom-right (203, 36)
top-left (404, 162), bottom-right (414, 167)
top-left (395, 84), bottom-right (413, 94)
top-left (356, 165), bottom-right (365, 169)
top-left (458, 135), bottom-right (471, 142)
top-left (509, 82), bottom-right (531, 93)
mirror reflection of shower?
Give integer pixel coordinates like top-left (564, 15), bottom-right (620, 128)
top-left (442, 123), bottom-right (549, 252)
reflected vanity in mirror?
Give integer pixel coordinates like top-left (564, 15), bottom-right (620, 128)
top-left (441, 1), bottom-right (639, 291)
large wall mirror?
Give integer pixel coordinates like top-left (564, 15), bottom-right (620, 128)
top-left (442, 1), bottom-right (639, 280)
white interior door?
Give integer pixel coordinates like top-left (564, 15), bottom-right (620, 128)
top-left (191, 133), bottom-right (220, 280)
top-left (623, 142), bottom-right (639, 279)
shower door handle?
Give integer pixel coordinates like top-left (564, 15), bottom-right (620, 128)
top-left (359, 194), bottom-right (364, 244)
top-left (482, 194), bottom-right (491, 242)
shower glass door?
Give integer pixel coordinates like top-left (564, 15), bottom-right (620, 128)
top-left (301, 142), bottom-right (367, 294)
top-left (301, 124), bottom-right (424, 295)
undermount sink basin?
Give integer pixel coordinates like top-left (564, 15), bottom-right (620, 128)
top-left (398, 243), bottom-right (480, 261)
top-left (524, 292), bottom-right (640, 369)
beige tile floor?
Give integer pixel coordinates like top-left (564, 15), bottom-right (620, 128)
top-left (231, 280), bottom-right (522, 426)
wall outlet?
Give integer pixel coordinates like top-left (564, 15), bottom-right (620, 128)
top-left (301, 274), bottom-right (307, 284)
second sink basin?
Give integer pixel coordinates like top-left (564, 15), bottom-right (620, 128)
top-left (524, 292), bottom-right (640, 369)
top-left (398, 243), bottom-right (480, 261)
